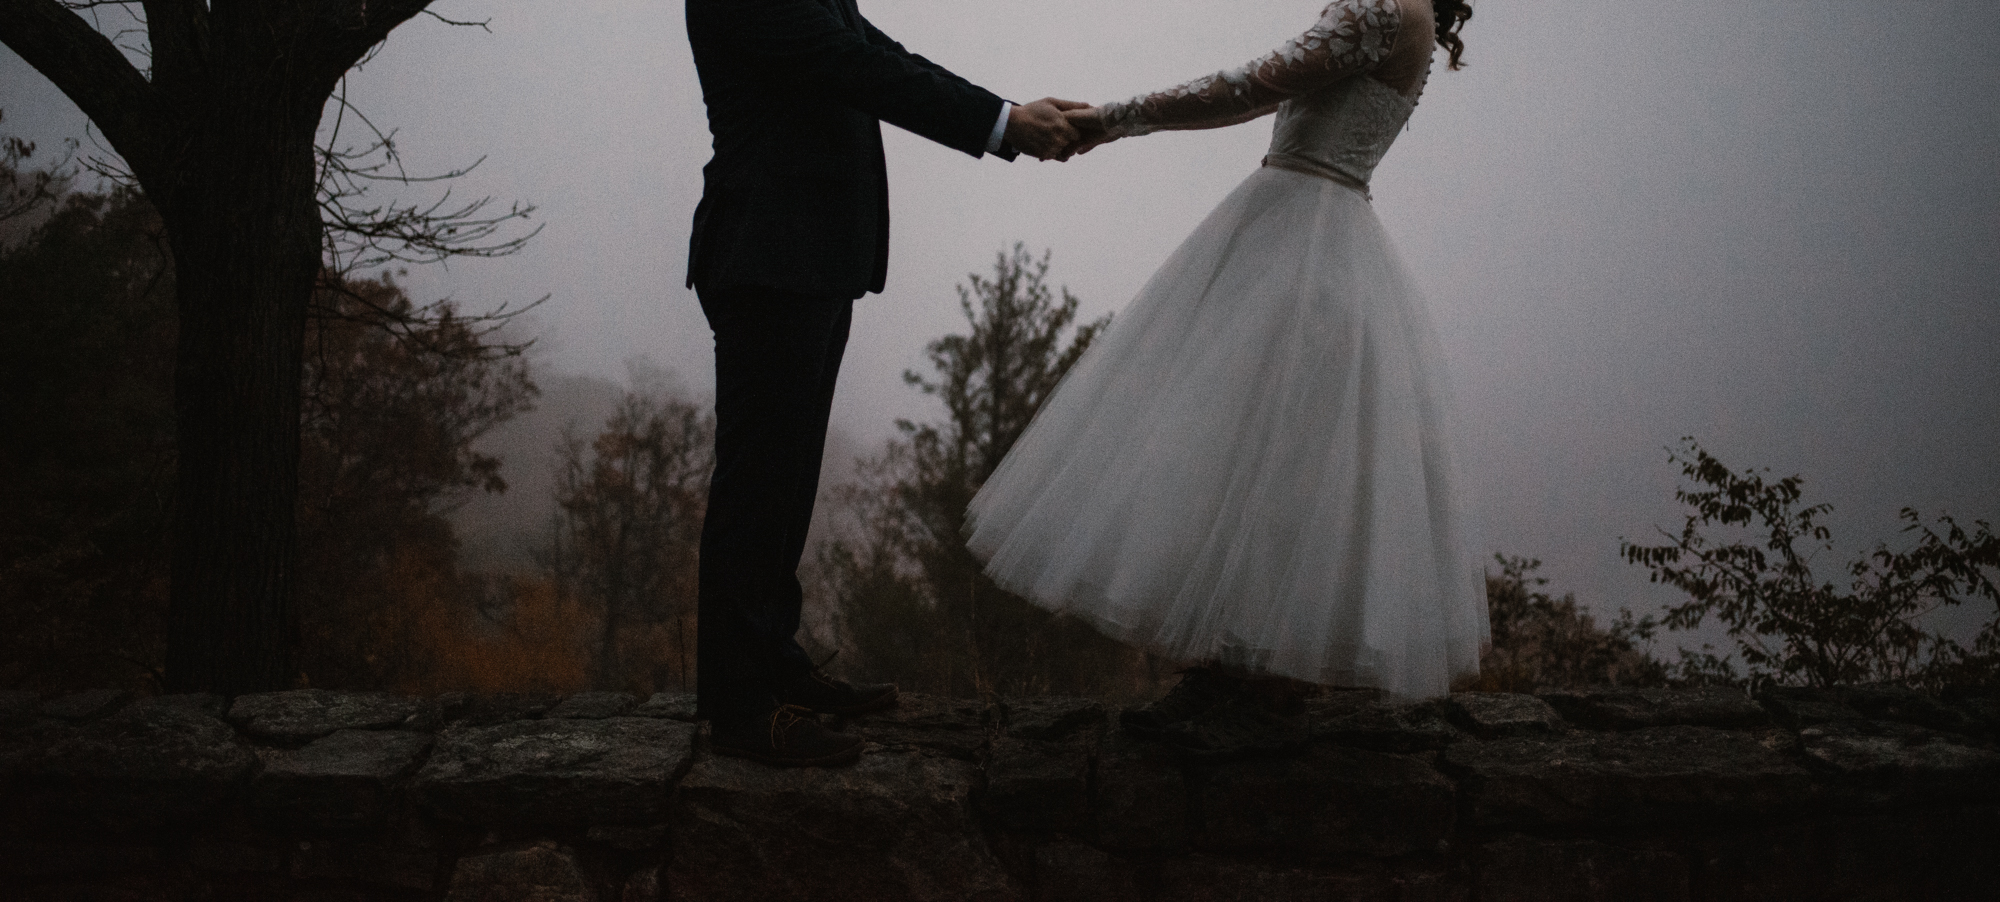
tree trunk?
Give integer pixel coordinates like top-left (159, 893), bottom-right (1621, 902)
top-left (158, 87), bottom-right (324, 694)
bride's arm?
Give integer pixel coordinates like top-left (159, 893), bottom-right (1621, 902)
top-left (1098, 0), bottom-right (1402, 139)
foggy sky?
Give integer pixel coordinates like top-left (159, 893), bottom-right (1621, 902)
top-left (4, 0), bottom-right (1997, 637)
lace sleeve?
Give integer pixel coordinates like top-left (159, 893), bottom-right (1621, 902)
top-left (1101, 0), bottom-right (1402, 138)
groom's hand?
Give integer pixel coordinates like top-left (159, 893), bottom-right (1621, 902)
top-left (1006, 98), bottom-right (1086, 161)
top-left (1055, 108), bottom-right (1113, 161)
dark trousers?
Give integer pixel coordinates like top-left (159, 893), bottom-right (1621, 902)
top-left (694, 284), bottom-right (854, 718)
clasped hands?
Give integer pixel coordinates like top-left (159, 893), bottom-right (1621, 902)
top-left (1004, 97), bottom-right (1116, 162)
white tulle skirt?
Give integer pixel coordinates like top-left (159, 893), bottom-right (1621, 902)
top-left (964, 166), bottom-right (1487, 700)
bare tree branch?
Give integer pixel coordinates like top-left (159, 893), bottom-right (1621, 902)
top-left (0, 0), bottom-right (160, 177)
top-left (309, 273), bottom-right (545, 362)
top-left (315, 83), bottom-right (540, 275)
top-left (420, 8), bottom-right (490, 31)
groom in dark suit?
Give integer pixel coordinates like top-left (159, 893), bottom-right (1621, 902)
top-left (685, 0), bottom-right (1081, 766)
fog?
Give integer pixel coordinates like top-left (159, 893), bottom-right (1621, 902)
top-left (5, 0), bottom-right (1996, 636)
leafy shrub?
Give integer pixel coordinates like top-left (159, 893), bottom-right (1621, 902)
top-left (1621, 439), bottom-right (2000, 690)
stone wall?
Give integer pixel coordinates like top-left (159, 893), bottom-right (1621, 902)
top-left (2, 684), bottom-right (1997, 901)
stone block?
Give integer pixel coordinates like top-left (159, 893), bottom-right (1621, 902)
top-left (12, 704), bottom-right (255, 829)
top-left (415, 716), bottom-right (694, 826)
top-left (1308, 698), bottom-right (1460, 752)
top-left (439, 691), bottom-right (562, 726)
top-left (998, 697), bottom-right (1106, 742)
top-left (1838, 686), bottom-right (1974, 734)
top-left (1091, 733), bottom-right (1188, 852)
top-left (1474, 837), bottom-right (1688, 902)
top-left (291, 838), bottom-right (439, 890)
top-left (1755, 686), bottom-right (1861, 728)
top-left (181, 838), bottom-right (284, 874)
top-left (629, 692), bottom-right (696, 721)
top-left (1947, 692), bottom-right (2000, 741)
top-left (1155, 856), bottom-right (1469, 902)
top-left (622, 865), bottom-right (661, 902)
top-left (133, 693), bottom-right (229, 718)
top-left (1195, 745), bottom-right (1455, 859)
top-left (666, 747), bottom-right (1015, 902)
top-left (39, 688), bottom-right (131, 721)
top-left (1444, 725), bottom-right (1813, 827)
top-left (1445, 693), bottom-right (1563, 738)
top-left (255, 728), bottom-right (433, 828)
top-left (838, 693), bottom-right (991, 760)
top-left (0, 715), bottom-right (64, 779)
top-left (1799, 720), bottom-right (2000, 804)
top-left (983, 735), bottom-right (1091, 834)
top-left (1311, 687), bottom-right (1387, 711)
top-left (1032, 840), bottom-right (1141, 902)
top-left (1682, 808), bottom-right (2000, 902)
top-left (547, 691), bottom-right (639, 719)
top-left (587, 824), bottom-right (666, 851)
top-left (228, 689), bottom-right (429, 742)
top-left (0, 690), bottom-right (40, 726)
top-left (1536, 686), bottom-right (1768, 731)
top-left (0, 842), bottom-right (159, 877)
top-left (446, 841), bottom-right (595, 902)
top-left (16, 871), bottom-right (207, 901)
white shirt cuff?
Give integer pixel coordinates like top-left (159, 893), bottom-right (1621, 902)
top-left (985, 102), bottom-right (1012, 155)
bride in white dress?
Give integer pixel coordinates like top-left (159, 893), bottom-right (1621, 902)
top-left (964, 0), bottom-right (1487, 711)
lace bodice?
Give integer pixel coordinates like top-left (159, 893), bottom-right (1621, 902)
top-left (1100, 0), bottom-right (1427, 190)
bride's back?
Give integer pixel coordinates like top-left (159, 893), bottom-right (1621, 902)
top-left (1371, 0), bottom-right (1437, 98)
top-left (1264, 0), bottom-right (1437, 191)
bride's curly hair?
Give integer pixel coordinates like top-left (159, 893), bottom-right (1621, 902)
top-left (1432, 0), bottom-right (1472, 70)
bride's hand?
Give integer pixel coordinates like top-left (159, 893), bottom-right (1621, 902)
top-left (1056, 107), bottom-right (1115, 161)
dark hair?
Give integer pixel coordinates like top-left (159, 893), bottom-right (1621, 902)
top-left (1432, 0), bottom-right (1472, 70)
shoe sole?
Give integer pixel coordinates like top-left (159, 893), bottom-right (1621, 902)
top-left (711, 740), bottom-right (864, 768)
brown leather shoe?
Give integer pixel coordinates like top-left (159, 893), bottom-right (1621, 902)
top-left (778, 656), bottom-right (899, 716)
top-left (710, 704), bottom-right (864, 767)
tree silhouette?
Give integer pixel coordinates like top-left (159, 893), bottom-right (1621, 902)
top-left (0, 2), bottom-right (531, 691)
top-left (0, 152), bottom-right (173, 690)
top-left (821, 245), bottom-right (1156, 698)
top-left (1622, 440), bottom-right (2000, 689)
top-left (294, 274), bottom-right (536, 690)
top-left (544, 382), bottom-right (713, 691)
top-left (0, 150), bottom-right (533, 692)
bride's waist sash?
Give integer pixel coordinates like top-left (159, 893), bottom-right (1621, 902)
top-left (1261, 153), bottom-right (1371, 200)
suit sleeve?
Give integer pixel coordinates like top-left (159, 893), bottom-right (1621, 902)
top-left (688, 0), bottom-right (1008, 156)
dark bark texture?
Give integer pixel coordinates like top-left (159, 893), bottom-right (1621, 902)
top-left (0, 0), bottom-right (437, 693)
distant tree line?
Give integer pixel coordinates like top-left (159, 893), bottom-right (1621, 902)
top-left (3, 136), bottom-right (1995, 698)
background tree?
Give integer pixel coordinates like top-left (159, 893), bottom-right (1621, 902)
top-left (1457, 556), bottom-right (1667, 692)
top-left (0, 0), bottom-right (532, 692)
top-left (543, 379), bottom-right (713, 692)
top-left (1622, 439), bottom-right (2000, 690)
top-left (0, 112), bottom-right (68, 229)
top-left (820, 245), bottom-right (1159, 698)
top-left (294, 273), bottom-right (537, 689)
top-left (0, 141), bottom-right (537, 693)
top-left (0, 144), bottom-right (173, 690)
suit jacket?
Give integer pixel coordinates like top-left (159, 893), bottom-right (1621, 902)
top-left (684, 0), bottom-right (1010, 298)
